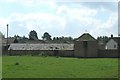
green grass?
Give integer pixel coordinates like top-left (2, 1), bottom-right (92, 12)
top-left (2, 56), bottom-right (118, 78)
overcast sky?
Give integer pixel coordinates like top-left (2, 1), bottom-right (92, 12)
top-left (0, 0), bottom-right (119, 39)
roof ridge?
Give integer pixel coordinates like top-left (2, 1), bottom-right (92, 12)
top-left (76, 33), bottom-right (96, 41)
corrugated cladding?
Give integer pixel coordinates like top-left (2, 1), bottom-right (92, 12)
top-left (8, 43), bottom-right (74, 50)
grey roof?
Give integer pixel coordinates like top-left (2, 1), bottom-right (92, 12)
top-left (76, 33), bottom-right (96, 41)
top-left (2, 38), bottom-right (17, 44)
top-left (112, 37), bottom-right (120, 43)
top-left (107, 37), bottom-right (120, 44)
top-left (25, 40), bottom-right (44, 43)
top-left (8, 43), bottom-right (74, 50)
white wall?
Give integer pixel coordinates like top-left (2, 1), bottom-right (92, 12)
top-left (105, 39), bottom-right (118, 49)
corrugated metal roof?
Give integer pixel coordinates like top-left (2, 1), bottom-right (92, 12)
top-left (8, 43), bottom-right (74, 50)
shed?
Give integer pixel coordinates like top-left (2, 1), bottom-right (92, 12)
top-left (74, 33), bottom-right (98, 57)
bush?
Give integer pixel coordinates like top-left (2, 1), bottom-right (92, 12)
top-left (40, 52), bottom-right (47, 57)
top-left (15, 62), bottom-right (19, 65)
top-left (31, 54), bottom-right (34, 56)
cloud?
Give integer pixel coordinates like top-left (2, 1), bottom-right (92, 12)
top-left (56, 5), bottom-right (98, 26)
top-left (0, 18), bottom-right (9, 36)
top-left (93, 12), bottom-right (118, 30)
top-left (56, 4), bottom-right (118, 37)
top-left (0, 1), bottom-right (118, 38)
top-left (1, 12), bottom-right (67, 38)
top-left (81, 2), bottom-right (118, 12)
top-left (89, 12), bottom-right (118, 37)
top-left (57, 4), bottom-right (98, 16)
top-left (1, 0), bottom-right (17, 3)
top-left (1, 0), bottom-right (57, 8)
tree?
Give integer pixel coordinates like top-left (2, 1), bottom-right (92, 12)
top-left (22, 36), bottom-right (26, 40)
top-left (13, 35), bottom-right (28, 43)
top-left (14, 35), bottom-right (20, 39)
top-left (29, 30), bottom-right (38, 40)
top-left (42, 32), bottom-right (52, 40)
top-left (97, 36), bottom-right (109, 44)
top-left (53, 37), bottom-right (56, 41)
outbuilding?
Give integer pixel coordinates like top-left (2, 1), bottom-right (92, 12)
top-left (74, 33), bottom-right (98, 57)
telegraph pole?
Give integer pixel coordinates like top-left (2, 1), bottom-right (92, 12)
top-left (7, 24), bottom-right (9, 55)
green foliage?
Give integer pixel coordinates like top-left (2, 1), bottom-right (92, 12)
top-left (97, 36), bottom-right (110, 44)
top-left (42, 32), bottom-right (52, 40)
top-left (2, 56), bottom-right (118, 78)
top-left (29, 30), bottom-right (38, 40)
top-left (53, 36), bottom-right (73, 41)
top-left (14, 35), bottom-right (28, 43)
top-left (15, 62), bottom-right (19, 65)
top-left (53, 36), bottom-right (74, 43)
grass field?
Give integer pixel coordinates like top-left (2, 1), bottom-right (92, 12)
top-left (2, 56), bottom-right (118, 78)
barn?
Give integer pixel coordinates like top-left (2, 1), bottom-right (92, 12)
top-left (74, 33), bottom-right (98, 58)
top-left (8, 33), bottom-right (98, 57)
top-left (8, 43), bottom-right (74, 57)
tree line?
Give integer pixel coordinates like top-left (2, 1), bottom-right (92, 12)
top-left (1, 30), bottom-right (117, 44)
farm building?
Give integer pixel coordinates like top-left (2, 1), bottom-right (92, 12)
top-left (8, 43), bottom-right (74, 50)
top-left (2, 38), bottom-right (18, 54)
top-left (2, 38), bottom-right (18, 46)
top-left (74, 33), bottom-right (98, 57)
top-left (105, 37), bottom-right (120, 50)
top-left (98, 35), bottom-right (119, 58)
top-left (8, 43), bottom-right (74, 57)
top-left (6, 33), bottom-right (119, 58)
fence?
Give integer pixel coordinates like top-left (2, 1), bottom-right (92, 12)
top-left (3, 48), bottom-right (119, 58)
top-left (98, 49), bottom-right (118, 58)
